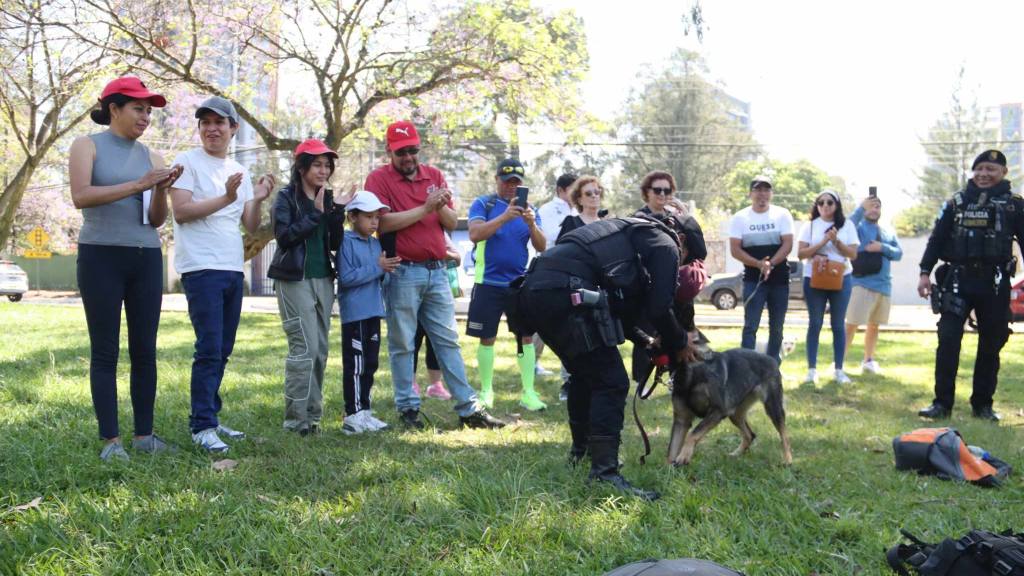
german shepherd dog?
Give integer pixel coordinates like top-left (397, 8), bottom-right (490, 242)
top-left (667, 332), bottom-right (793, 466)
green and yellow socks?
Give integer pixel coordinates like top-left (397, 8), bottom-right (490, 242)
top-left (477, 345), bottom-right (495, 408)
top-left (476, 343), bottom-right (547, 411)
top-left (517, 343), bottom-right (546, 411)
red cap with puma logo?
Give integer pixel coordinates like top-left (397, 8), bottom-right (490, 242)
top-left (386, 120), bottom-right (420, 151)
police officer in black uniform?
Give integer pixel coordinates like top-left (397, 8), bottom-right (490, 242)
top-left (917, 149), bottom-right (1024, 421)
top-left (505, 215), bottom-right (691, 501)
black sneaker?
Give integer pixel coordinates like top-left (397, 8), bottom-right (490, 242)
top-left (299, 424), bottom-right (320, 437)
top-left (971, 406), bottom-right (1001, 422)
top-left (559, 382), bottom-right (570, 402)
top-left (399, 409), bottom-right (425, 430)
top-left (917, 402), bottom-right (951, 419)
top-left (459, 410), bottom-right (506, 429)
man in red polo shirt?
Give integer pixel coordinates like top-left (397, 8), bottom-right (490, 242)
top-left (365, 120), bottom-right (504, 430)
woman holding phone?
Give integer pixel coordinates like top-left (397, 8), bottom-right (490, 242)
top-left (268, 139), bottom-right (350, 435)
top-left (68, 76), bottom-right (183, 461)
top-left (797, 190), bottom-right (859, 386)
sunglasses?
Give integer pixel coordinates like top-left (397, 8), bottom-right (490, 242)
top-left (500, 165), bottom-right (525, 175)
top-left (394, 147), bottom-right (420, 157)
top-left (816, 199), bottom-right (835, 207)
top-left (583, 189), bottom-right (602, 198)
top-left (649, 186), bottom-right (673, 196)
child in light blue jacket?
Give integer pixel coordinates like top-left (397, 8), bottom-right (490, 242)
top-left (337, 191), bottom-right (401, 434)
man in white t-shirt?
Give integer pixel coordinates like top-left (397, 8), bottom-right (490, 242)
top-left (728, 175), bottom-right (794, 364)
top-left (169, 96), bottom-right (276, 453)
top-left (537, 173), bottom-right (577, 245)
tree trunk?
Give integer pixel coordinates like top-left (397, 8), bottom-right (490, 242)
top-left (243, 221), bottom-right (275, 261)
top-left (0, 157), bottom-right (40, 251)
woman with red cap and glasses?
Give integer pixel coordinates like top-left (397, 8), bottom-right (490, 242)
top-left (268, 139), bottom-right (350, 436)
top-left (68, 76), bottom-right (183, 461)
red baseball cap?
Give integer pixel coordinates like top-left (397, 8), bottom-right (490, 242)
top-left (294, 138), bottom-right (339, 159)
top-left (99, 76), bottom-right (166, 107)
top-left (385, 120), bottom-right (420, 151)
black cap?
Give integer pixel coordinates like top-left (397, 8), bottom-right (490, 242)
top-left (497, 158), bottom-right (526, 181)
top-left (972, 149), bottom-right (1007, 170)
top-left (556, 173), bottom-right (577, 190)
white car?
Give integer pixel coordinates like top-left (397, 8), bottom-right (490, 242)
top-left (0, 260), bottom-right (28, 302)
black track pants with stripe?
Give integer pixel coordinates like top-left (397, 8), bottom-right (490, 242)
top-left (341, 318), bottom-right (381, 415)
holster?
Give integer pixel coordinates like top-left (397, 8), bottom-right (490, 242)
top-left (934, 265), bottom-right (968, 319)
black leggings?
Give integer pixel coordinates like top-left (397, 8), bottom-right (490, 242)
top-left (77, 244), bottom-right (163, 439)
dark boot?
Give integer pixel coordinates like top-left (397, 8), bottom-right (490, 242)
top-left (568, 419), bottom-right (589, 466)
top-left (587, 435), bottom-right (660, 501)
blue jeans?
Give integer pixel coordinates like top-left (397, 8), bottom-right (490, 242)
top-left (741, 280), bottom-right (789, 364)
top-left (182, 270), bottom-right (244, 433)
top-left (384, 263), bottom-right (479, 417)
top-left (803, 275), bottom-right (853, 370)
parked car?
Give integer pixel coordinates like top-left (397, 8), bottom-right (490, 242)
top-left (697, 260), bottom-right (805, 310)
top-left (1010, 276), bottom-right (1024, 322)
top-left (0, 260), bottom-right (29, 302)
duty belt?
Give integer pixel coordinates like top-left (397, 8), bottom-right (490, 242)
top-left (530, 256), bottom-right (598, 283)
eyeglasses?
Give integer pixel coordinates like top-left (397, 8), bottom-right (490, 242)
top-left (394, 147), bottom-right (420, 157)
top-left (816, 199), bottom-right (835, 207)
top-left (500, 165), bottom-right (525, 175)
top-left (649, 186), bottom-right (673, 196)
top-left (583, 189), bottom-right (602, 198)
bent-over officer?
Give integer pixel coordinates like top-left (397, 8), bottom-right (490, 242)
top-left (917, 149), bottom-right (1024, 422)
top-left (505, 216), bottom-right (692, 501)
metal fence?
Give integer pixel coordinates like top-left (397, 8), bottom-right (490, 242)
top-left (250, 240), bottom-right (276, 296)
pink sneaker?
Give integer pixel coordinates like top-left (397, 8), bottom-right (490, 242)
top-left (412, 381), bottom-right (421, 396)
top-left (425, 381), bottom-right (451, 400)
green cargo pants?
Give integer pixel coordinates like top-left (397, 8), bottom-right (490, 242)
top-left (275, 277), bottom-right (334, 433)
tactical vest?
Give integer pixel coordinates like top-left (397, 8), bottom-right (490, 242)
top-left (558, 217), bottom-right (678, 298)
top-left (941, 191), bottom-right (1016, 266)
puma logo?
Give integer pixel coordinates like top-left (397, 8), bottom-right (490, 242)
top-left (394, 127), bottom-right (410, 136)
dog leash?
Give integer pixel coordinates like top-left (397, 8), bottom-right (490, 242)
top-left (632, 359), bottom-right (669, 465)
top-left (742, 276), bottom-right (767, 307)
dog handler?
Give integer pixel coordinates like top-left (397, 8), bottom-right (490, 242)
top-left (505, 216), bottom-right (693, 501)
top-left (917, 149), bottom-right (1024, 421)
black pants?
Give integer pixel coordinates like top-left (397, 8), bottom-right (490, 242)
top-left (934, 279), bottom-right (1011, 411)
top-left (77, 244), bottom-right (163, 439)
top-left (341, 318), bottom-right (381, 415)
top-left (523, 284), bottom-right (629, 441)
top-left (413, 323), bottom-right (439, 374)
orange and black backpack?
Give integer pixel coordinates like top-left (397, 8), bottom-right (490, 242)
top-left (892, 427), bottom-right (1011, 487)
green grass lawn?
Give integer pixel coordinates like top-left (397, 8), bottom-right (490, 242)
top-left (1, 303), bottom-right (1022, 575)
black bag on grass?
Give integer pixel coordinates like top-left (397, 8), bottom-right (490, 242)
top-left (887, 528), bottom-right (1024, 575)
top-left (602, 558), bottom-right (745, 576)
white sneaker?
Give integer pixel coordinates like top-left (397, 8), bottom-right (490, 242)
top-left (834, 369), bottom-right (852, 385)
top-left (216, 423), bottom-right (245, 439)
top-left (803, 368), bottom-right (818, 385)
top-left (192, 428), bottom-right (229, 453)
top-left (861, 359), bottom-right (881, 374)
top-left (342, 410), bottom-right (374, 435)
top-left (535, 365), bottom-right (554, 377)
top-left (364, 410), bottom-right (389, 431)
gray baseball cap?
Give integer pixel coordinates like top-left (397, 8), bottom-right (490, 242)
top-left (195, 96), bottom-right (239, 125)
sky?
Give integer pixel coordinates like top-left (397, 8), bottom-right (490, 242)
top-left (543, 0), bottom-right (1024, 215)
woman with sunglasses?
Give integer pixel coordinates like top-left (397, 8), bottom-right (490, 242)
top-left (68, 76), bottom-right (183, 461)
top-left (797, 190), bottom-right (859, 385)
top-left (556, 175), bottom-right (606, 240)
top-left (635, 170), bottom-right (689, 217)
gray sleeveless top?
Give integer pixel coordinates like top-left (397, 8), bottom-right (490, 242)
top-left (77, 131), bottom-right (161, 248)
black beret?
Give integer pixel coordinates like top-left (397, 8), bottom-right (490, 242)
top-left (972, 149), bottom-right (1007, 170)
